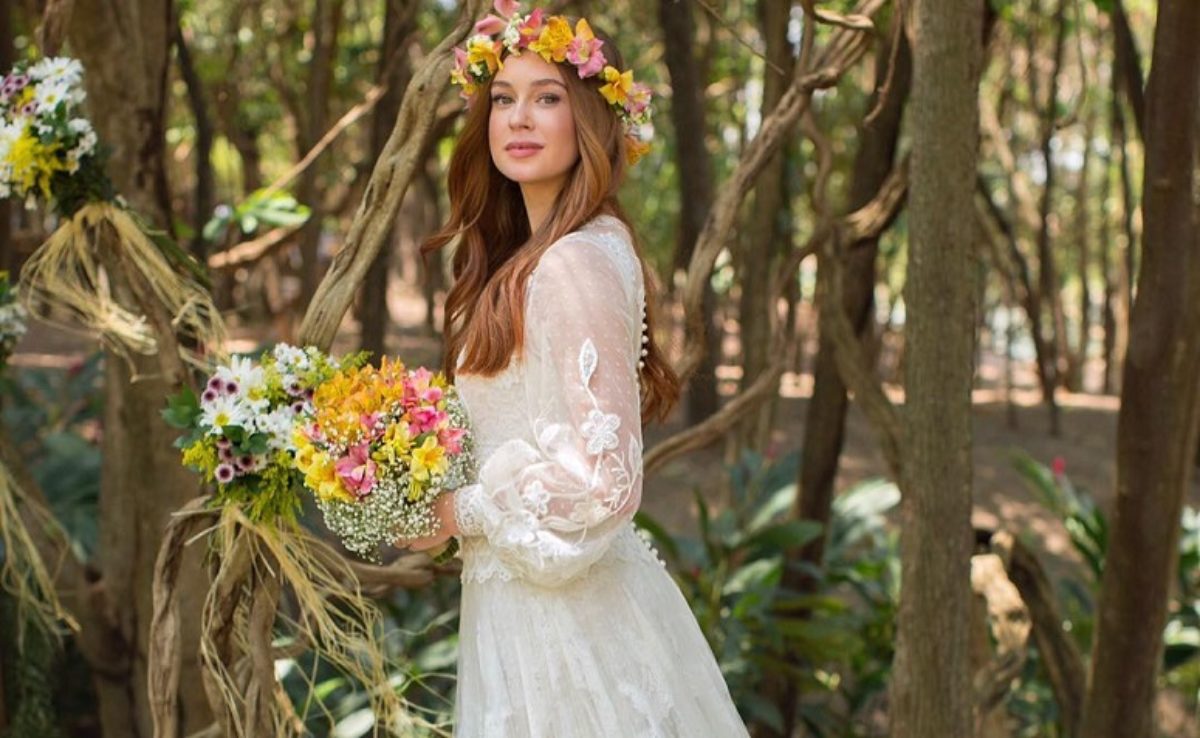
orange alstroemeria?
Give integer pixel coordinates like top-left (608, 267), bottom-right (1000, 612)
top-left (529, 16), bottom-right (574, 63)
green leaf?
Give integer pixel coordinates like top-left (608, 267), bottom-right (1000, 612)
top-left (161, 386), bottom-right (201, 428)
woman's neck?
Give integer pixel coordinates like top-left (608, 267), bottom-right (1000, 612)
top-left (519, 179), bottom-right (564, 233)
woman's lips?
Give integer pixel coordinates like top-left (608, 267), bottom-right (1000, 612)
top-left (505, 143), bottom-right (543, 158)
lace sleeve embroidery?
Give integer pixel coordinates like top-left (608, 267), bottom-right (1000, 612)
top-left (459, 225), bottom-right (645, 587)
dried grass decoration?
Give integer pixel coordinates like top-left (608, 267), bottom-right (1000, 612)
top-left (0, 453), bottom-right (78, 646)
top-left (152, 346), bottom-right (437, 737)
top-left (1, 57), bottom-right (224, 369)
top-left (0, 272), bottom-right (76, 645)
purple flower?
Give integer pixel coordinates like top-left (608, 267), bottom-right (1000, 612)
top-left (290, 401), bottom-right (307, 415)
top-left (201, 389), bottom-right (218, 403)
top-left (215, 463), bottom-right (235, 483)
top-left (285, 379), bottom-right (304, 396)
top-left (218, 446), bottom-right (234, 462)
top-left (304, 388), bottom-right (315, 401)
top-left (207, 376), bottom-right (223, 392)
top-left (216, 437), bottom-right (232, 450)
top-left (236, 454), bottom-right (255, 470)
top-left (224, 380), bottom-right (239, 394)
top-left (20, 102), bottom-right (36, 116)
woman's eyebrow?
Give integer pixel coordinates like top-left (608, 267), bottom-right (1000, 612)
top-left (492, 79), bottom-right (568, 89)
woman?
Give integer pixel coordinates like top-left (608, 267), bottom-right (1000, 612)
top-left (401, 3), bottom-right (750, 735)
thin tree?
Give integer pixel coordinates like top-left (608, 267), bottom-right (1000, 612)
top-left (1080, 3), bottom-right (1200, 737)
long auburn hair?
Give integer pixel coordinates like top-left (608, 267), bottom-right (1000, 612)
top-left (421, 32), bottom-right (680, 424)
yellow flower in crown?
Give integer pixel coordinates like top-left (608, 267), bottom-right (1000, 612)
top-left (466, 34), bottom-right (504, 76)
top-left (529, 16), bottom-right (573, 63)
top-left (599, 65), bottom-right (633, 107)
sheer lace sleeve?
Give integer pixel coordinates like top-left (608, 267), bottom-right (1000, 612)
top-left (453, 225), bottom-right (644, 588)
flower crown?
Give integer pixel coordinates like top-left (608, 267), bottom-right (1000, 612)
top-left (451, 0), bottom-right (653, 164)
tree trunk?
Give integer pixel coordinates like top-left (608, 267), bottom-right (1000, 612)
top-left (1032, 0), bottom-right (1068, 430)
top-left (890, 1), bottom-right (982, 736)
top-left (296, 0), bottom-right (346, 314)
top-left (172, 19), bottom-right (215, 260)
top-left (1081, 5), bottom-right (1200, 738)
top-left (658, 0), bottom-right (720, 424)
top-left (1067, 90), bottom-right (1096, 392)
top-left (757, 23), bottom-right (911, 736)
top-left (66, 1), bottom-right (212, 735)
top-left (359, 0), bottom-right (417, 358)
top-left (736, 0), bottom-right (793, 450)
top-left (1111, 0), bottom-right (1145, 141)
top-left (1100, 74), bottom-right (1117, 396)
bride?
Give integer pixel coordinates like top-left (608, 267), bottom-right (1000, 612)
top-left (397, 3), bottom-right (750, 735)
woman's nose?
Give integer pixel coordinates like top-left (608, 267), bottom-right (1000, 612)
top-left (508, 99), bottom-right (533, 129)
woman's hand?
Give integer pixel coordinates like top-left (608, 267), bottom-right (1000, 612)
top-left (396, 490), bottom-right (460, 552)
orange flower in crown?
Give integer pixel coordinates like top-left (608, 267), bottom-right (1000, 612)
top-left (451, 0), bottom-right (654, 165)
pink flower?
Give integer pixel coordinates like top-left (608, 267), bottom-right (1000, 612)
top-left (627, 82), bottom-right (653, 116)
top-left (215, 463), bottom-right (235, 484)
top-left (474, 14), bottom-right (507, 36)
top-left (438, 426), bottom-right (467, 455)
top-left (408, 406), bottom-right (442, 434)
top-left (335, 444), bottom-right (377, 498)
top-left (420, 385), bottom-right (444, 404)
top-left (565, 19), bottom-right (606, 78)
top-left (494, 0), bottom-right (520, 18)
top-left (517, 8), bottom-right (544, 48)
top-left (1051, 456), bottom-right (1067, 478)
top-left (360, 412), bottom-right (384, 439)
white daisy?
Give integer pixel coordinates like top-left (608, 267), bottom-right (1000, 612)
top-left (200, 394), bottom-right (252, 434)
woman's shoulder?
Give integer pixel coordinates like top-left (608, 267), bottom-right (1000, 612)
top-left (529, 214), bottom-right (642, 305)
top-left (538, 214), bottom-right (637, 278)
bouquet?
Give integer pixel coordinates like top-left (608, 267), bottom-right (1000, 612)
top-left (0, 271), bottom-right (26, 371)
top-left (0, 56), bottom-right (111, 216)
top-left (164, 344), bottom-right (366, 522)
top-left (294, 358), bottom-right (475, 561)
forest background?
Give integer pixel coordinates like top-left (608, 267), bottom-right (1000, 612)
top-left (0, 0), bottom-right (1198, 737)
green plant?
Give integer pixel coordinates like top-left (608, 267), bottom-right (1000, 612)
top-left (1011, 449), bottom-right (1200, 724)
top-left (636, 450), bottom-right (900, 737)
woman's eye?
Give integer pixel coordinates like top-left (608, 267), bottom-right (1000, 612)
top-left (489, 93), bottom-right (559, 104)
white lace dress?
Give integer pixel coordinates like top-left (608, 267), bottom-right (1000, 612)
top-left (450, 215), bottom-right (749, 737)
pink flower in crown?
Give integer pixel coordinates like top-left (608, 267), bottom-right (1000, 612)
top-left (474, 14), bottom-right (507, 36)
top-left (565, 19), bottom-right (606, 78)
top-left (627, 82), bottom-right (653, 117)
top-left (335, 443), bottom-right (377, 498)
top-left (494, 0), bottom-right (521, 19)
top-left (420, 385), bottom-right (444, 404)
top-left (438, 426), bottom-right (467, 455)
top-left (517, 8), bottom-right (545, 48)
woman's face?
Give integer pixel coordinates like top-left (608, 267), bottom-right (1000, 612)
top-left (488, 51), bottom-right (579, 196)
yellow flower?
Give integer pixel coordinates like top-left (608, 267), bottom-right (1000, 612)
top-left (3, 126), bottom-right (65, 200)
top-left (372, 423), bottom-right (414, 466)
top-left (307, 457), bottom-right (352, 503)
top-left (294, 443), bottom-right (317, 475)
top-left (409, 435), bottom-right (449, 483)
top-left (626, 137), bottom-right (651, 165)
top-left (467, 35), bottom-right (504, 75)
top-left (529, 16), bottom-right (573, 63)
top-left (599, 66), bottom-right (633, 107)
